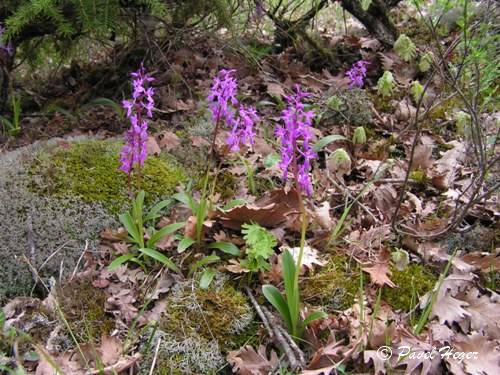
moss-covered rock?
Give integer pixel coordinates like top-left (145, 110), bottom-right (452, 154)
top-left (0, 136), bottom-right (185, 305)
top-left (138, 276), bottom-right (254, 374)
top-left (382, 264), bottom-right (437, 312)
top-left (28, 139), bottom-right (186, 214)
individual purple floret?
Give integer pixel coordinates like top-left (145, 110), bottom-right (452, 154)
top-left (276, 85), bottom-right (316, 196)
top-left (119, 64), bottom-right (155, 175)
top-left (346, 60), bottom-right (370, 89)
top-left (0, 24), bottom-right (13, 56)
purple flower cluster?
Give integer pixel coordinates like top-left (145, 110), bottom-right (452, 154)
top-left (0, 24), bottom-right (13, 56)
top-left (276, 85), bottom-right (316, 196)
top-left (208, 69), bottom-right (258, 152)
top-left (346, 60), bottom-right (370, 89)
top-left (119, 64), bottom-right (155, 174)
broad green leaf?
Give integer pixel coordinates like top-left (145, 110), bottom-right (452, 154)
top-left (264, 153), bottom-right (281, 168)
top-left (196, 197), bottom-right (208, 242)
top-left (222, 199), bottom-right (247, 211)
top-left (208, 241), bottom-right (240, 256)
top-left (178, 237), bottom-right (196, 253)
top-left (144, 199), bottom-right (172, 222)
top-left (189, 255), bottom-right (220, 275)
top-left (313, 135), bottom-right (347, 152)
top-left (147, 222), bottom-right (185, 248)
top-left (303, 310), bottom-right (328, 326)
top-left (200, 268), bottom-right (217, 289)
top-left (133, 191), bottom-right (146, 226)
top-left (139, 248), bottom-right (180, 273)
top-left (119, 212), bottom-right (141, 244)
top-left (262, 284), bottom-right (292, 333)
top-left (173, 191), bottom-right (197, 212)
top-left (108, 253), bottom-right (135, 271)
top-left (282, 250), bottom-right (298, 328)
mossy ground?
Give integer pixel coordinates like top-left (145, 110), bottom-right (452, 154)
top-left (302, 255), bottom-right (361, 311)
top-left (382, 264), bottom-right (437, 312)
top-left (56, 278), bottom-right (115, 343)
top-left (28, 139), bottom-right (186, 213)
top-left (302, 255), bottom-right (437, 313)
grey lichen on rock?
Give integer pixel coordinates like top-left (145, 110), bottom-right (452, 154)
top-left (138, 328), bottom-right (226, 375)
top-left (0, 136), bottom-right (186, 305)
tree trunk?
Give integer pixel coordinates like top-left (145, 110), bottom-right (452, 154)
top-left (340, 0), bottom-right (399, 46)
top-left (0, 50), bottom-right (13, 114)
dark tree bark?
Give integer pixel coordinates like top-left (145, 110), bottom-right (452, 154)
top-left (0, 50), bottom-right (14, 114)
top-left (340, 0), bottom-right (401, 46)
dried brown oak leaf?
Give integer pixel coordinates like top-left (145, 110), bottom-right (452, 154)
top-left (460, 252), bottom-right (500, 274)
top-left (303, 340), bottom-right (346, 375)
top-left (362, 248), bottom-right (395, 288)
top-left (283, 245), bottom-right (326, 272)
top-left (157, 130), bottom-right (181, 151)
top-left (461, 288), bottom-right (500, 340)
top-left (211, 189), bottom-right (299, 229)
top-left (420, 278), bottom-right (472, 326)
top-left (390, 330), bottom-right (443, 375)
top-left (227, 345), bottom-right (278, 375)
top-left (446, 332), bottom-right (500, 375)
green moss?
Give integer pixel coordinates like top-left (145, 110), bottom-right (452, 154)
top-left (210, 170), bottom-right (238, 200)
top-left (28, 139), bottom-right (186, 213)
top-left (302, 255), bottom-right (360, 311)
top-left (56, 278), bottom-right (115, 343)
top-left (226, 320), bottom-right (261, 351)
top-left (382, 264), bottom-right (437, 312)
top-left (160, 279), bottom-right (253, 346)
top-left (409, 169), bottom-right (429, 185)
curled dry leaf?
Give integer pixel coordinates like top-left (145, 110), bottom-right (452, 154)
top-left (362, 248), bottom-right (396, 288)
top-left (459, 252), bottom-right (500, 274)
top-left (283, 245), bottom-right (326, 272)
top-left (157, 130), bottom-right (181, 151)
top-left (313, 201), bottom-right (333, 230)
top-left (211, 189), bottom-right (299, 229)
top-left (446, 332), bottom-right (500, 375)
top-left (390, 330), bottom-right (444, 375)
top-left (227, 345), bottom-right (278, 375)
top-left (461, 288), bottom-right (500, 340)
top-left (146, 135), bottom-right (161, 156)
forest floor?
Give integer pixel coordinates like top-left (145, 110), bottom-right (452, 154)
top-left (0, 7), bottom-right (499, 375)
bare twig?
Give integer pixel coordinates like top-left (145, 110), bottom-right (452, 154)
top-left (245, 286), bottom-right (274, 339)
